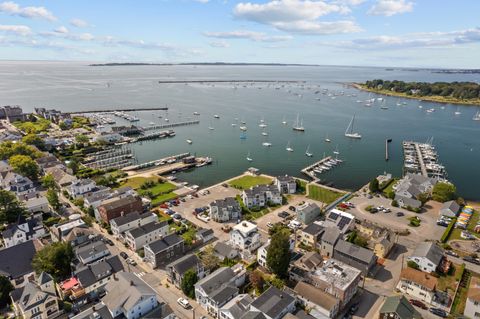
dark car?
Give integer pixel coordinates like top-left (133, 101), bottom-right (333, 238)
top-left (104, 239), bottom-right (114, 246)
top-left (463, 256), bottom-right (480, 265)
top-left (288, 206), bottom-right (296, 212)
top-left (278, 211), bottom-right (289, 219)
top-left (396, 212), bottom-right (405, 217)
top-left (349, 303), bottom-right (359, 315)
top-left (409, 299), bottom-right (428, 310)
top-left (429, 308), bottom-right (447, 318)
top-left (222, 183), bottom-right (228, 188)
top-left (120, 252), bottom-right (128, 259)
top-left (445, 250), bottom-right (459, 258)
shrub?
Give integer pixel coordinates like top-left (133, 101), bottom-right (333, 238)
top-left (391, 200), bottom-right (399, 207)
top-left (441, 218), bottom-right (457, 243)
top-left (407, 260), bottom-right (420, 270)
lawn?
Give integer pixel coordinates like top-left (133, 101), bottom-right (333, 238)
top-left (381, 178), bottom-right (398, 197)
top-left (120, 176), bottom-right (178, 206)
top-left (118, 176), bottom-right (159, 189)
top-left (229, 175), bottom-right (273, 189)
top-left (13, 117), bottom-right (51, 133)
top-left (451, 270), bottom-right (476, 316)
top-left (307, 184), bottom-right (343, 204)
top-left (151, 192), bottom-right (178, 206)
top-left (448, 210), bottom-right (479, 241)
top-left (436, 264), bottom-right (460, 293)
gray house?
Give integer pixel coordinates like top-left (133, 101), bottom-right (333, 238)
top-left (296, 202), bottom-right (321, 224)
top-left (166, 254), bottom-right (206, 288)
top-left (333, 239), bottom-right (377, 275)
top-left (250, 286), bottom-right (296, 319)
top-left (320, 226), bottom-right (341, 258)
top-left (440, 200), bottom-right (460, 217)
top-left (209, 197), bottom-right (241, 222)
top-left (144, 234), bottom-right (184, 268)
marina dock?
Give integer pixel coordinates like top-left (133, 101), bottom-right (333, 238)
top-left (402, 141), bottom-right (447, 179)
top-left (142, 120), bottom-right (200, 131)
top-left (69, 107), bottom-right (168, 115)
top-left (301, 156), bottom-right (334, 181)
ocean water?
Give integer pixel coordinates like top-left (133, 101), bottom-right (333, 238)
top-left (1, 61), bottom-right (479, 199)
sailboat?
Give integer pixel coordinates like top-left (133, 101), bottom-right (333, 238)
top-left (286, 141), bottom-right (294, 152)
top-left (380, 100), bottom-right (388, 110)
top-left (186, 139), bottom-right (193, 144)
top-left (246, 151), bottom-right (253, 162)
top-left (305, 145), bottom-right (313, 157)
top-left (455, 106), bottom-right (462, 115)
top-left (333, 145), bottom-right (340, 155)
top-left (282, 116), bottom-right (287, 125)
top-left (345, 115), bottom-right (362, 139)
top-left (396, 99), bottom-right (402, 106)
top-left (261, 130), bottom-right (268, 136)
top-left (473, 110), bottom-right (480, 121)
top-left (325, 133), bottom-right (331, 143)
top-left (292, 114), bottom-right (305, 131)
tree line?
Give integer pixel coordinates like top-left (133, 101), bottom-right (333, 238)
top-left (363, 79), bottom-right (480, 100)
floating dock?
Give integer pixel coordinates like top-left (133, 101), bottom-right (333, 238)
top-left (402, 141), bottom-right (447, 179)
top-left (301, 156), bottom-right (333, 181)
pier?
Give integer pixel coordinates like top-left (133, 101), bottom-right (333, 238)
top-left (142, 120), bottom-right (200, 131)
top-left (122, 153), bottom-right (191, 171)
top-left (69, 107), bottom-right (168, 115)
top-left (414, 143), bottom-right (428, 176)
top-left (83, 146), bottom-right (136, 170)
top-left (301, 156), bottom-right (333, 181)
top-left (133, 130), bottom-right (175, 142)
top-left (402, 141), bottom-right (447, 179)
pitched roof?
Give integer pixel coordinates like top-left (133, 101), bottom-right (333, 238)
top-left (294, 281), bottom-right (338, 311)
top-left (411, 241), bottom-right (444, 266)
top-left (76, 241), bottom-right (109, 261)
top-left (127, 221), bottom-right (167, 239)
top-left (98, 195), bottom-right (141, 211)
top-left (214, 242), bottom-right (237, 258)
top-left (301, 223), bottom-right (324, 236)
top-left (38, 272), bottom-right (53, 285)
top-left (0, 240), bottom-right (38, 278)
top-left (167, 254), bottom-right (201, 276)
top-left (468, 277), bottom-right (480, 303)
top-left (75, 255), bottom-right (124, 288)
top-left (221, 294), bottom-right (253, 319)
top-left (10, 281), bottom-right (54, 311)
top-left (379, 295), bottom-right (421, 319)
top-left (334, 240), bottom-right (376, 264)
top-left (321, 226), bottom-right (341, 245)
top-left (250, 286), bottom-right (295, 319)
top-left (400, 267), bottom-right (438, 290)
top-left (197, 228), bottom-right (214, 238)
top-left (195, 267), bottom-right (235, 295)
top-left (211, 197), bottom-right (241, 210)
top-left (145, 234), bottom-right (183, 254)
top-left (110, 211), bottom-right (153, 227)
top-left (442, 200), bottom-right (460, 213)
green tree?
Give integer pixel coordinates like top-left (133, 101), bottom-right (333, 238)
top-left (0, 141), bottom-right (41, 160)
top-left (42, 174), bottom-right (57, 190)
top-left (199, 245), bottom-right (220, 272)
top-left (32, 242), bottom-right (74, 280)
top-left (9, 154), bottom-right (39, 180)
top-left (432, 182), bottom-right (457, 203)
top-left (407, 260), bottom-right (420, 270)
top-left (266, 231), bottom-right (291, 278)
top-left (0, 275), bottom-right (14, 308)
top-left (416, 192), bottom-right (430, 206)
top-left (22, 134), bottom-right (45, 150)
top-left (369, 178), bottom-right (379, 193)
top-left (46, 189), bottom-right (61, 210)
top-left (75, 134), bottom-right (89, 146)
top-left (67, 158), bottom-right (80, 174)
top-left (0, 189), bottom-right (27, 223)
top-left (249, 270), bottom-right (264, 294)
top-left (181, 269), bottom-right (198, 299)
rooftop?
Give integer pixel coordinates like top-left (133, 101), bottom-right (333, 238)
top-left (0, 240), bottom-right (38, 278)
top-left (294, 281), bottom-right (338, 311)
top-left (379, 295), bottom-right (421, 319)
top-left (400, 267), bottom-right (438, 290)
top-left (145, 233), bottom-right (183, 254)
top-left (250, 286), bottom-right (295, 319)
top-left (233, 221), bottom-right (257, 235)
top-left (312, 258), bottom-right (361, 291)
top-left (410, 241), bottom-right (444, 266)
top-left (127, 221), bottom-right (167, 239)
top-left (110, 211), bottom-right (154, 227)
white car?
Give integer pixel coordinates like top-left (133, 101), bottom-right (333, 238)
top-left (288, 221), bottom-right (302, 230)
top-left (177, 298), bottom-right (190, 309)
top-left (266, 222), bottom-right (274, 228)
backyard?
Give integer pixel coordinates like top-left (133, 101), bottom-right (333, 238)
top-left (118, 176), bottom-right (178, 206)
top-left (229, 175), bottom-right (273, 190)
top-left (307, 184), bottom-right (344, 204)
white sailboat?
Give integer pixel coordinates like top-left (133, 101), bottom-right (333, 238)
top-left (333, 145), bottom-right (340, 155)
top-left (292, 114), bottom-right (305, 131)
top-left (345, 115), bottom-right (362, 139)
top-left (261, 131), bottom-right (268, 136)
top-left (246, 151), bottom-right (253, 162)
top-left (325, 133), bottom-right (331, 143)
top-left (262, 142), bottom-right (272, 147)
top-left (286, 141), bottom-right (294, 152)
top-left (380, 99), bottom-right (388, 110)
top-left (473, 110), bottom-right (480, 121)
top-left (455, 106), bottom-right (462, 115)
top-left (282, 116), bottom-right (287, 125)
top-left (305, 145), bottom-right (313, 157)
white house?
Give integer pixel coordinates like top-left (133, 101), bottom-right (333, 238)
top-left (0, 172), bottom-right (36, 199)
top-left (465, 277), bottom-right (480, 319)
top-left (75, 241), bottom-right (110, 265)
top-left (396, 267), bottom-right (437, 304)
top-left (67, 179), bottom-right (97, 199)
top-left (257, 238), bottom-right (295, 268)
top-left (209, 197), bottom-right (241, 222)
top-left (275, 175), bottom-right (297, 194)
top-left (124, 221), bottom-right (169, 251)
top-left (230, 221), bottom-right (262, 258)
top-left (242, 185), bottom-right (282, 209)
top-left (408, 241), bottom-right (444, 273)
top-left (294, 281), bottom-right (340, 319)
top-left (110, 211), bottom-right (157, 238)
top-left (1, 216), bottom-right (46, 248)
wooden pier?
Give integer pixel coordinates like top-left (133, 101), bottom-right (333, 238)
top-left (122, 153), bottom-right (191, 171)
top-left (68, 107), bottom-right (168, 115)
top-left (414, 143), bottom-right (428, 176)
top-left (301, 156), bottom-right (333, 181)
top-left (142, 120), bottom-right (200, 131)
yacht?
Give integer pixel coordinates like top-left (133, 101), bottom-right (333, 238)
top-left (246, 152), bottom-right (253, 162)
top-left (214, 114), bottom-right (220, 119)
top-left (165, 118), bottom-right (169, 122)
top-left (262, 132), bottom-right (268, 136)
top-left (292, 114), bottom-right (305, 131)
top-left (208, 126), bottom-right (215, 130)
top-left (325, 133), bottom-right (331, 143)
top-left (345, 115), bottom-right (362, 139)
top-left (240, 126), bottom-right (247, 131)
top-left (193, 112), bottom-right (200, 116)
top-left (282, 116), bottom-right (287, 125)
top-left (305, 145), bottom-right (313, 157)
top-left (286, 141), bottom-right (294, 152)
top-left (262, 142), bottom-right (272, 147)
top-left (186, 139), bottom-right (192, 144)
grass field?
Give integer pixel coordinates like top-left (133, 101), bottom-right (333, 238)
top-left (120, 176), bottom-right (178, 206)
top-left (307, 184), bottom-right (343, 204)
top-left (229, 175), bottom-right (273, 189)
top-left (118, 176), bottom-right (159, 189)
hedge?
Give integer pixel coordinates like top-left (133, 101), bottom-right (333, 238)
top-left (441, 218), bottom-right (457, 243)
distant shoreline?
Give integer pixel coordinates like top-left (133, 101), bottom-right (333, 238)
top-left (352, 83), bottom-right (480, 106)
top-left (89, 62), bottom-right (322, 67)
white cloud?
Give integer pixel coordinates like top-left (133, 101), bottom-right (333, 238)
top-left (0, 24), bottom-right (31, 36)
top-left (0, 1), bottom-right (56, 21)
top-left (54, 26), bottom-right (69, 34)
top-left (209, 40), bottom-right (230, 48)
top-left (203, 30), bottom-right (293, 42)
top-left (368, 0), bottom-right (414, 17)
top-left (193, 0), bottom-right (209, 3)
top-left (70, 18), bottom-right (89, 28)
top-left (233, 0), bottom-right (361, 35)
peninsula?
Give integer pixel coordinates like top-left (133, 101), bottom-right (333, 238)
top-left (354, 79), bottom-right (480, 106)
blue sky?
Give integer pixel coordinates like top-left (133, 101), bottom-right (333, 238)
top-left (0, 0), bottom-right (479, 67)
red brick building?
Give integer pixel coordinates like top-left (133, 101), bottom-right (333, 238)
top-left (97, 196), bottom-right (143, 223)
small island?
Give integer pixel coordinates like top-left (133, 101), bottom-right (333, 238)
top-left (354, 79), bottom-right (480, 106)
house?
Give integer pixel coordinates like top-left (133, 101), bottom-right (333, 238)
top-left (0, 105), bottom-right (28, 122)
top-left (124, 221), bottom-right (169, 251)
top-left (83, 187), bottom-right (112, 209)
top-left (379, 295), bottom-right (421, 319)
top-left (275, 175), bottom-right (297, 194)
top-left (35, 155), bottom-right (64, 172)
top-left (144, 234), bottom-right (185, 268)
top-left (293, 281), bottom-right (340, 319)
top-left (196, 228), bottom-right (215, 243)
top-left (51, 216), bottom-right (87, 242)
top-left (333, 239), bottom-right (378, 276)
top-left (299, 259), bottom-right (361, 307)
top-left (296, 202), bottom-right (321, 225)
top-left (396, 267), bottom-right (437, 304)
top-left (258, 238), bottom-right (295, 269)
top-left (97, 195), bottom-right (144, 223)
top-left (70, 303), bottom-right (114, 319)
top-left (209, 197), bottom-right (242, 222)
top-left (250, 286), bottom-right (296, 319)
top-left (109, 211), bottom-right (157, 238)
top-left (440, 200), bottom-right (460, 217)
top-left (166, 254), bottom-right (206, 288)
top-left (75, 240), bottom-right (110, 265)
top-left (214, 242), bottom-right (239, 260)
top-left (0, 240), bottom-right (40, 287)
top-left (59, 255), bottom-right (124, 300)
top-left (319, 226), bottom-right (341, 258)
top-left (10, 272), bottom-right (59, 319)
top-left (23, 195), bottom-right (50, 214)
top-left (219, 294), bottom-right (255, 319)
top-left (323, 209), bottom-right (355, 233)
top-left (62, 227), bottom-right (95, 247)
top-left (290, 252), bottom-right (324, 281)
top-left (394, 173), bottom-right (437, 199)
top-left (194, 265), bottom-right (246, 317)
top-left (242, 185), bottom-right (282, 209)
top-left (299, 222), bottom-right (325, 249)
top-left (465, 277), bottom-right (480, 319)
top-left (356, 221), bottom-right (396, 259)
top-left (0, 172), bottom-right (36, 199)
top-left (45, 166), bottom-right (77, 188)
top-left (67, 179), bottom-right (97, 199)
top-left (230, 221), bottom-right (262, 258)
top-left (408, 241), bottom-right (444, 273)
top-left (394, 195), bottom-right (422, 210)
top-left (102, 271), bottom-right (160, 319)
top-left (2, 216), bottom-right (46, 248)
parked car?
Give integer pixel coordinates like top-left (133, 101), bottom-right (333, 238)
top-left (409, 299), bottom-right (428, 310)
top-left (278, 211), bottom-right (289, 219)
top-left (177, 298), bottom-right (190, 309)
top-left (104, 239), bottom-right (114, 246)
top-left (288, 206), bottom-right (296, 212)
top-left (445, 250), bottom-right (459, 258)
top-left (221, 183), bottom-right (228, 188)
top-left (222, 225), bottom-right (232, 233)
top-left (396, 212), bottom-right (404, 217)
top-left (288, 220), bottom-right (302, 230)
top-left (463, 256), bottom-right (480, 265)
top-left (266, 222), bottom-right (274, 229)
top-left (127, 258), bottom-right (137, 266)
top-left (429, 308), bottom-right (447, 318)
top-left (120, 252), bottom-right (128, 259)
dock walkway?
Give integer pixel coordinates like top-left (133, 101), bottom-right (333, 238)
top-left (414, 143), bottom-right (428, 176)
top-left (142, 120), bottom-right (200, 131)
top-left (301, 156), bottom-right (333, 181)
top-left (69, 107), bottom-right (168, 114)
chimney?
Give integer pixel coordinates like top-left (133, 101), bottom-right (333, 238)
top-left (130, 280), bottom-right (135, 286)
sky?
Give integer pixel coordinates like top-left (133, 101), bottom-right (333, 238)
top-left (0, 0), bottom-right (480, 68)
